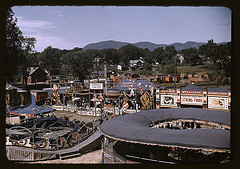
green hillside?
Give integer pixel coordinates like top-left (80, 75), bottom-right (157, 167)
top-left (177, 62), bottom-right (217, 75)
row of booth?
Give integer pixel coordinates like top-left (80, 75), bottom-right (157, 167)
top-left (6, 80), bottom-right (231, 113)
top-left (156, 84), bottom-right (230, 111)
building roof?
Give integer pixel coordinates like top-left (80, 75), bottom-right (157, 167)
top-left (28, 67), bottom-right (47, 76)
top-left (181, 84), bottom-right (203, 91)
top-left (6, 83), bottom-right (26, 92)
top-left (208, 86), bottom-right (230, 93)
top-left (100, 108), bottom-right (230, 152)
top-left (129, 60), bottom-right (143, 64)
top-left (114, 79), bottom-right (162, 91)
top-left (28, 67), bottom-right (39, 75)
top-left (91, 71), bottom-right (105, 75)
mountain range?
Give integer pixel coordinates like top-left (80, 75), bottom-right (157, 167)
top-left (82, 40), bottom-right (225, 51)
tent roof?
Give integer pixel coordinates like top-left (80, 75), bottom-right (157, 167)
top-left (114, 79), bottom-right (163, 91)
top-left (181, 84), bottom-right (203, 91)
top-left (100, 108), bottom-right (230, 151)
top-left (208, 86), bottom-right (230, 92)
top-left (11, 104), bottom-right (56, 115)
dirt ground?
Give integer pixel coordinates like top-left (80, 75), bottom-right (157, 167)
top-left (26, 149), bottom-right (102, 164)
top-left (51, 110), bottom-right (98, 122)
top-left (51, 110), bottom-right (114, 123)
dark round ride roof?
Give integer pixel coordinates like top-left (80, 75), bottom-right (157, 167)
top-left (99, 108), bottom-right (230, 152)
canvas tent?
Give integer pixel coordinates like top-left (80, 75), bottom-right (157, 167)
top-left (181, 84), bottom-right (203, 91)
top-left (207, 86), bottom-right (230, 92)
top-left (10, 94), bottom-right (56, 117)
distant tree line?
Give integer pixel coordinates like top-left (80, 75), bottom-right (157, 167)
top-left (6, 9), bottom-right (231, 85)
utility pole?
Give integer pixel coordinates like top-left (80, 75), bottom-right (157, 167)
top-left (95, 58), bottom-right (100, 83)
top-left (174, 55), bottom-right (177, 90)
top-left (104, 61), bottom-right (107, 92)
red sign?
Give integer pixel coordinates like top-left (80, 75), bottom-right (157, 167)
top-left (160, 90), bottom-right (177, 94)
top-left (181, 91), bottom-right (203, 94)
top-left (207, 92), bottom-right (228, 96)
top-left (123, 102), bottom-right (129, 109)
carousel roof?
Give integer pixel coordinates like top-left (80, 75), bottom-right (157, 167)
top-left (10, 95), bottom-right (55, 116)
top-left (11, 104), bottom-right (56, 116)
top-left (99, 108), bottom-right (230, 152)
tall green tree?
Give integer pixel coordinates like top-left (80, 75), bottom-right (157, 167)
top-left (165, 45), bottom-right (177, 61)
top-left (164, 63), bottom-right (175, 74)
top-left (199, 40), bottom-right (231, 84)
top-left (213, 42), bottom-right (231, 84)
top-left (6, 8), bottom-right (23, 83)
top-left (39, 46), bottom-right (63, 70)
top-left (152, 47), bottom-right (165, 64)
top-left (181, 47), bottom-right (202, 66)
top-left (62, 51), bottom-right (93, 81)
top-left (101, 48), bottom-right (120, 65)
top-left (141, 48), bottom-right (152, 64)
top-left (18, 36), bottom-right (37, 84)
top-left (118, 44), bottom-right (144, 65)
top-left (198, 39), bottom-right (218, 62)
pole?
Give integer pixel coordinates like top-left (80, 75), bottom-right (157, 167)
top-left (95, 101), bottom-right (96, 118)
top-left (104, 61), bottom-right (107, 93)
top-left (95, 58), bottom-right (99, 83)
top-left (174, 55), bottom-right (177, 90)
top-left (89, 78), bottom-right (90, 111)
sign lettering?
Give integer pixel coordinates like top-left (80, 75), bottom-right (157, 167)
top-left (181, 95), bottom-right (203, 105)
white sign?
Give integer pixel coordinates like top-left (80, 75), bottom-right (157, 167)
top-left (160, 95), bottom-right (177, 106)
top-left (90, 83), bottom-right (103, 90)
top-left (181, 95), bottom-right (203, 105)
top-left (208, 97), bottom-right (228, 110)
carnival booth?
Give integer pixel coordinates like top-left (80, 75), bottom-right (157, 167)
top-left (103, 88), bottom-right (121, 115)
top-left (158, 89), bottom-right (181, 108)
top-left (31, 90), bottom-right (48, 106)
top-left (207, 86), bottom-right (231, 111)
top-left (6, 83), bottom-right (27, 108)
top-left (180, 84), bottom-right (204, 108)
top-left (10, 94), bottom-right (56, 119)
top-left (114, 79), bottom-right (162, 112)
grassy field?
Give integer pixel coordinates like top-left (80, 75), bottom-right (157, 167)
top-left (177, 62), bottom-right (217, 75)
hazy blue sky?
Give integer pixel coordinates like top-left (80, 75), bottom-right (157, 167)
top-left (12, 6), bottom-right (231, 52)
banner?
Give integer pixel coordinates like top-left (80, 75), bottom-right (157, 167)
top-left (181, 95), bottom-right (203, 105)
top-left (90, 83), bottom-right (103, 90)
top-left (160, 95), bottom-right (177, 106)
top-left (208, 97), bottom-right (228, 110)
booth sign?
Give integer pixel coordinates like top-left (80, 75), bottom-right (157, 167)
top-left (208, 97), bottom-right (228, 110)
top-left (90, 83), bottom-right (103, 90)
top-left (181, 95), bottom-right (203, 105)
top-left (160, 95), bottom-right (177, 107)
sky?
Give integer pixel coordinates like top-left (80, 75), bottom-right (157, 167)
top-left (12, 6), bottom-right (231, 52)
